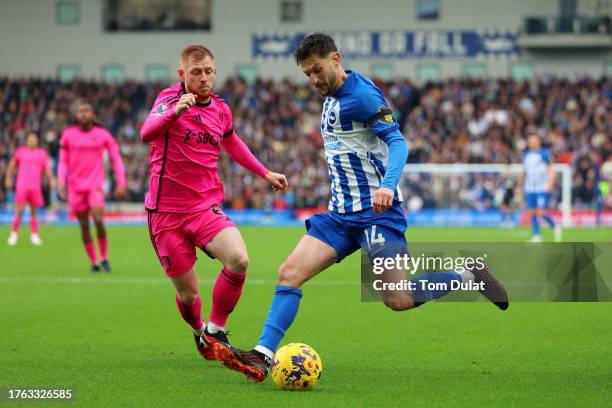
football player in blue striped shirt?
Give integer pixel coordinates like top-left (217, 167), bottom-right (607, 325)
top-left (520, 133), bottom-right (562, 242)
top-left (214, 32), bottom-right (509, 382)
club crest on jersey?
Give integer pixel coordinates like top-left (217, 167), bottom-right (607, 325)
top-left (327, 110), bottom-right (337, 127)
top-left (155, 103), bottom-right (167, 116)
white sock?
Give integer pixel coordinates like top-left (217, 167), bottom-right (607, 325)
top-left (193, 322), bottom-right (206, 336)
top-left (206, 321), bottom-right (225, 334)
top-left (254, 345), bottom-right (274, 360)
top-left (458, 269), bottom-right (474, 283)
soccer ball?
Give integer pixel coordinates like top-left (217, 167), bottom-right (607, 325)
top-left (271, 343), bottom-right (323, 390)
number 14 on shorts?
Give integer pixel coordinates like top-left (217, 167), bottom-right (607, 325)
top-left (364, 225), bottom-right (386, 250)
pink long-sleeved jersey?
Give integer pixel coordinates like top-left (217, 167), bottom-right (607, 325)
top-left (141, 82), bottom-right (268, 213)
top-left (57, 125), bottom-right (126, 192)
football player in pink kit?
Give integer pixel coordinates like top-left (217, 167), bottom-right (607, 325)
top-left (141, 45), bottom-right (288, 360)
top-left (57, 100), bottom-right (127, 272)
top-left (5, 132), bottom-right (56, 246)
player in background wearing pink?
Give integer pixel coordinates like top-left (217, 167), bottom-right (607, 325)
top-left (57, 100), bottom-right (127, 273)
top-left (4, 132), bottom-right (55, 246)
top-left (141, 45), bottom-right (288, 361)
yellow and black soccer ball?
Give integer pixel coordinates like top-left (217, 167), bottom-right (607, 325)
top-left (271, 343), bottom-right (323, 390)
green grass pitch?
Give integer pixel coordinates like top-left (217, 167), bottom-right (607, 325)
top-left (1, 225), bottom-right (611, 407)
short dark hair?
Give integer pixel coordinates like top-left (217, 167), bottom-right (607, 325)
top-left (71, 98), bottom-right (92, 115)
top-left (294, 32), bottom-right (338, 64)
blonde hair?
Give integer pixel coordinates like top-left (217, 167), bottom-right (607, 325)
top-left (180, 45), bottom-right (214, 65)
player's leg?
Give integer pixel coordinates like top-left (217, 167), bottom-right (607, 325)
top-left (8, 204), bottom-right (25, 245)
top-left (90, 189), bottom-right (110, 271)
top-left (69, 190), bottom-right (98, 269)
top-left (147, 211), bottom-right (213, 360)
top-left (170, 266), bottom-right (205, 333)
top-left (170, 267), bottom-right (217, 360)
top-left (257, 234), bottom-right (338, 351)
top-left (371, 243), bottom-right (470, 311)
top-left (526, 193), bottom-right (542, 242)
top-left (214, 212), bottom-right (349, 381)
top-left (540, 193), bottom-right (562, 242)
top-left (29, 205), bottom-right (42, 245)
top-left (76, 211), bottom-right (99, 271)
top-left (202, 227), bottom-right (248, 335)
top-left (356, 209), bottom-right (464, 311)
top-left (214, 235), bottom-right (338, 381)
top-left (91, 206), bottom-right (111, 271)
top-left (360, 205), bottom-right (508, 311)
top-left (29, 189), bottom-right (44, 245)
top-left (376, 256), bottom-right (509, 312)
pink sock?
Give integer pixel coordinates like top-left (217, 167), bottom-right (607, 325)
top-left (31, 217), bottom-right (39, 235)
top-left (84, 241), bottom-right (98, 265)
top-left (98, 237), bottom-right (108, 260)
top-left (209, 267), bottom-right (246, 327)
top-left (175, 294), bottom-right (204, 331)
top-left (11, 215), bottom-right (21, 233)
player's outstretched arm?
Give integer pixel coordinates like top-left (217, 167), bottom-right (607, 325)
top-left (57, 133), bottom-right (69, 199)
top-left (44, 160), bottom-right (56, 191)
top-left (223, 133), bottom-right (288, 191)
top-left (264, 171), bottom-right (289, 192)
top-left (4, 159), bottom-right (16, 190)
top-left (546, 156), bottom-right (556, 193)
top-left (104, 132), bottom-right (127, 200)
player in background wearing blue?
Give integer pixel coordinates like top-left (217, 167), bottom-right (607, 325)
top-left (213, 33), bottom-right (509, 382)
top-left (519, 133), bottom-right (562, 242)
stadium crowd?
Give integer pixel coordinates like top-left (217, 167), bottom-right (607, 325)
top-left (0, 75), bottom-right (610, 211)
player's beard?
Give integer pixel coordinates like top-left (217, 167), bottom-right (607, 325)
top-left (196, 88), bottom-right (213, 101)
top-left (192, 84), bottom-right (213, 102)
top-left (317, 71), bottom-right (338, 96)
top-left (78, 118), bottom-right (94, 130)
top-left (319, 71), bottom-right (338, 96)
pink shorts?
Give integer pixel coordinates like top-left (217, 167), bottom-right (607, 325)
top-left (15, 188), bottom-right (44, 207)
top-left (147, 205), bottom-right (236, 277)
top-left (68, 189), bottom-right (105, 215)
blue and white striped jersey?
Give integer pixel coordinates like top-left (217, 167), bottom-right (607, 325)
top-left (523, 148), bottom-right (551, 193)
top-left (321, 70), bottom-right (403, 213)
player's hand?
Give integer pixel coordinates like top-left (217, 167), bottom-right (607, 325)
top-left (265, 171), bottom-right (289, 192)
top-left (49, 178), bottom-right (56, 191)
top-left (115, 187), bottom-right (127, 200)
top-left (373, 187), bottom-right (394, 214)
top-left (58, 184), bottom-right (66, 200)
top-left (4, 179), bottom-right (12, 190)
top-left (175, 93), bottom-right (196, 116)
top-left (545, 183), bottom-right (554, 193)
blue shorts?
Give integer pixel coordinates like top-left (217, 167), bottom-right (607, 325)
top-left (305, 205), bottom-right (408, 262)
top-left (526, 192), bottom-right (550, 209)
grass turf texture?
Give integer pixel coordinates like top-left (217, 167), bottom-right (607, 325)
top-left (1, 226), bottom-right (611, 407)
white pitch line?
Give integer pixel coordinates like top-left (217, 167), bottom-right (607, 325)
top-left (0, 276), bottom-right (361, 286)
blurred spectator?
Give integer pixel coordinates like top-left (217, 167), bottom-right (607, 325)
top-left (0, 76), bottom-right (610, 211)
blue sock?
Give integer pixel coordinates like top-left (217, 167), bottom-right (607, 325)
top-left (542, 214), bottom-right (555, 228)
top-left (410, 272), bottom-right (462, 307)
top-left (531, 215), bottom-right (541, 236)
top-left (257, 285), bottom-right (303, 352)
